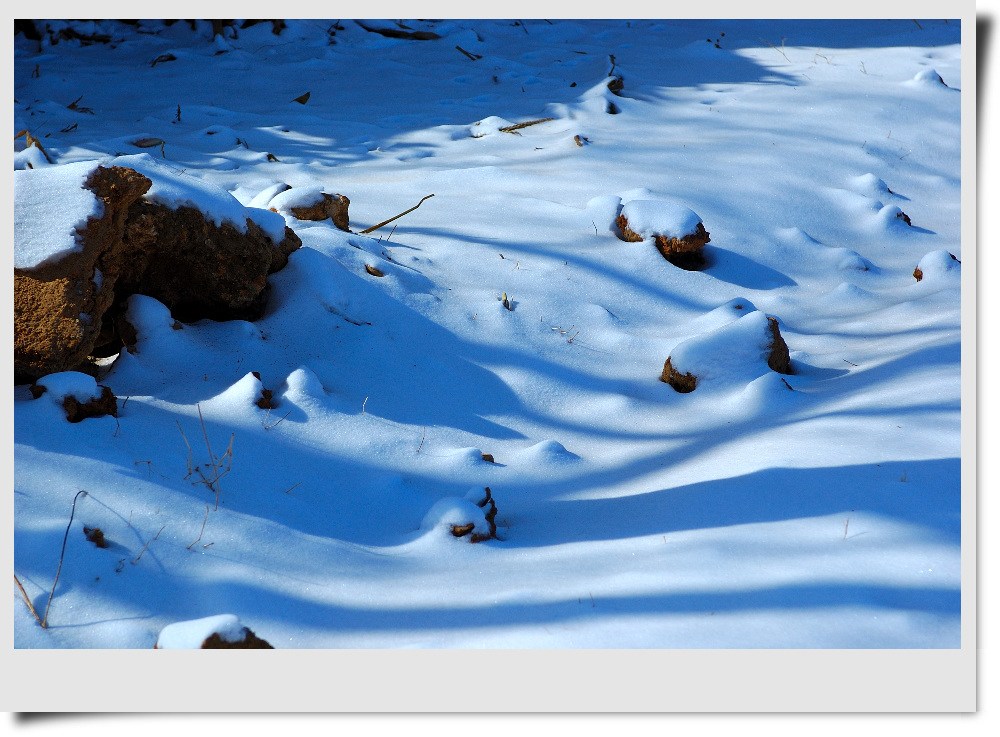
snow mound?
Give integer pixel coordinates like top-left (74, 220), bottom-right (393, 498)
top-left (469, 116), bottom-right (514, 137)
top-left (875, 203), bottom-right (914, 229)
top-left (515, 439), bottom-right (580, 464)
top-left (13, 160), bottom-right (104, 270)
top-left (420, 497), bottom-right (491, 538)
top-left (914, 250), bottom-right (960, 281)
top-left (906, 68), bottom-right (948, 87)
top-left (847, 173), bottom-right (896, 199)
top-left (126, 294), bottom-right (176, 336)
top-left (248, 182), bottom-right (292, 209)
top-left (618, 199), bottom-right (703, 240)
top-left (204, 371), bottom-right (267, 412)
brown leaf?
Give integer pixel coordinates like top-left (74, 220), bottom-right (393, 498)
top-left (365, 264), bottom-right (385, 277)
top-left (292, 91), bottom-right (311, 104)
top-left (266, 153), bottom-right (280, 162)
top-left (132, 137), bottom-right (165, 148)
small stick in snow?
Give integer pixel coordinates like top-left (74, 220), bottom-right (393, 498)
top-left (498, 118), bottom-right (556, 133)
top-left (131, 525), bottom-right (165, 565)
top-left (14, 573), bottom-right (43, 627)
top-left (359, 194), bottom-right (435, 235)
top-left (187, 506), bottom-right (210, 550)
top-left (455, 45), bottom-right (482, 61)
top-left (42, 490), bottom-right (88, 628)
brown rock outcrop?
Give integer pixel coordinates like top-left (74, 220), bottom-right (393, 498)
top-left (14, 163), bottom-right (301, 383)
top-left (14, 166), bottom-right (150, 383)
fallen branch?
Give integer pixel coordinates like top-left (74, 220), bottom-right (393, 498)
top-left (42, 490), bottom-right (88, 628)
top-left (359, 194), bottom-right (435, 235)
top-left (499, 117), bottom-right (556, 133)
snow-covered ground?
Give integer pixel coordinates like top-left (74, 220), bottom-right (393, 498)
top-left (12, 18), bottom-right (963, 651)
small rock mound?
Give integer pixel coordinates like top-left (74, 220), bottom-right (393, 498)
top-left (30, 370), bottom-right (118, 422)
top-left (267, 186), bottom-right (351, 231)
top-left (660, 309), bottom-right (793, 393)
top-left (154, 614), bottom-right (273, 649)
top-left (615, 198), bottom-right (710, 269)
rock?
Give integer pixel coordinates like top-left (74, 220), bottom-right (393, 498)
top-left (659, 356), bottom-right (697, 393)
top-left (765, 317), bottom-right (792, 374)
top-left (115, 199), bottom-right (299, 323)
top-left (14, 159), bottom-right (302, 383)
top-left (14, 166), bottom-right (149, 383)
top-left (268, 187), bottom-right (351, 232)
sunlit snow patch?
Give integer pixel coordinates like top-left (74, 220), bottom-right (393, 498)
top-left (13, 160), bottom-right (103, 269)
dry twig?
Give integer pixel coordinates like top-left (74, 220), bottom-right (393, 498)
top-left (359, 194), bottom-right (435, 235)
top-left (498, 117), bottom-right (556, 133)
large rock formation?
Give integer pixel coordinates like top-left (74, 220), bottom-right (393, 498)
top-left (14, 156), bottom-right (301, 383)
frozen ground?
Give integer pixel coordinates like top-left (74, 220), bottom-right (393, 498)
top-left (12, 19), bottom-right (962, 648)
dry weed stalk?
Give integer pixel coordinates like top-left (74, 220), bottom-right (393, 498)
top-left (14, 574), bottom-right (43, 626)
top-left (41, 490), bottom-right (88, 628)
top-left (177, 404), bottom-right (234, 510)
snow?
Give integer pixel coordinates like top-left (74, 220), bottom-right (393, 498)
top-left (13, 159), bottom-right (103, 270)
top-left (155, 614), bottom-right (248, 648)
top-left (619, 199), bottom-right (703, 240)
top-left (12, 19), bottom-right (963, 656)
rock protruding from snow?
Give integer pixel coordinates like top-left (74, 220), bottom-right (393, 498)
top-left (421, 487), bottom-right (499, 542)
top-left (913, 250), bottom-right (960, 282)
top-left (14, 164), bottom-right (150, 383)
top-left (154, 614), bottom-right (274, 649)
top-left (660, 309), bottom-right (793, 393)
top-left (14, 159), bottom-right (302, 382)
top-left (615, 198), bottom-right (710, 268)
top-left (29, 370), bottom-right (118, 422)
top-left (267, 186), bottom-right (351, 231)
